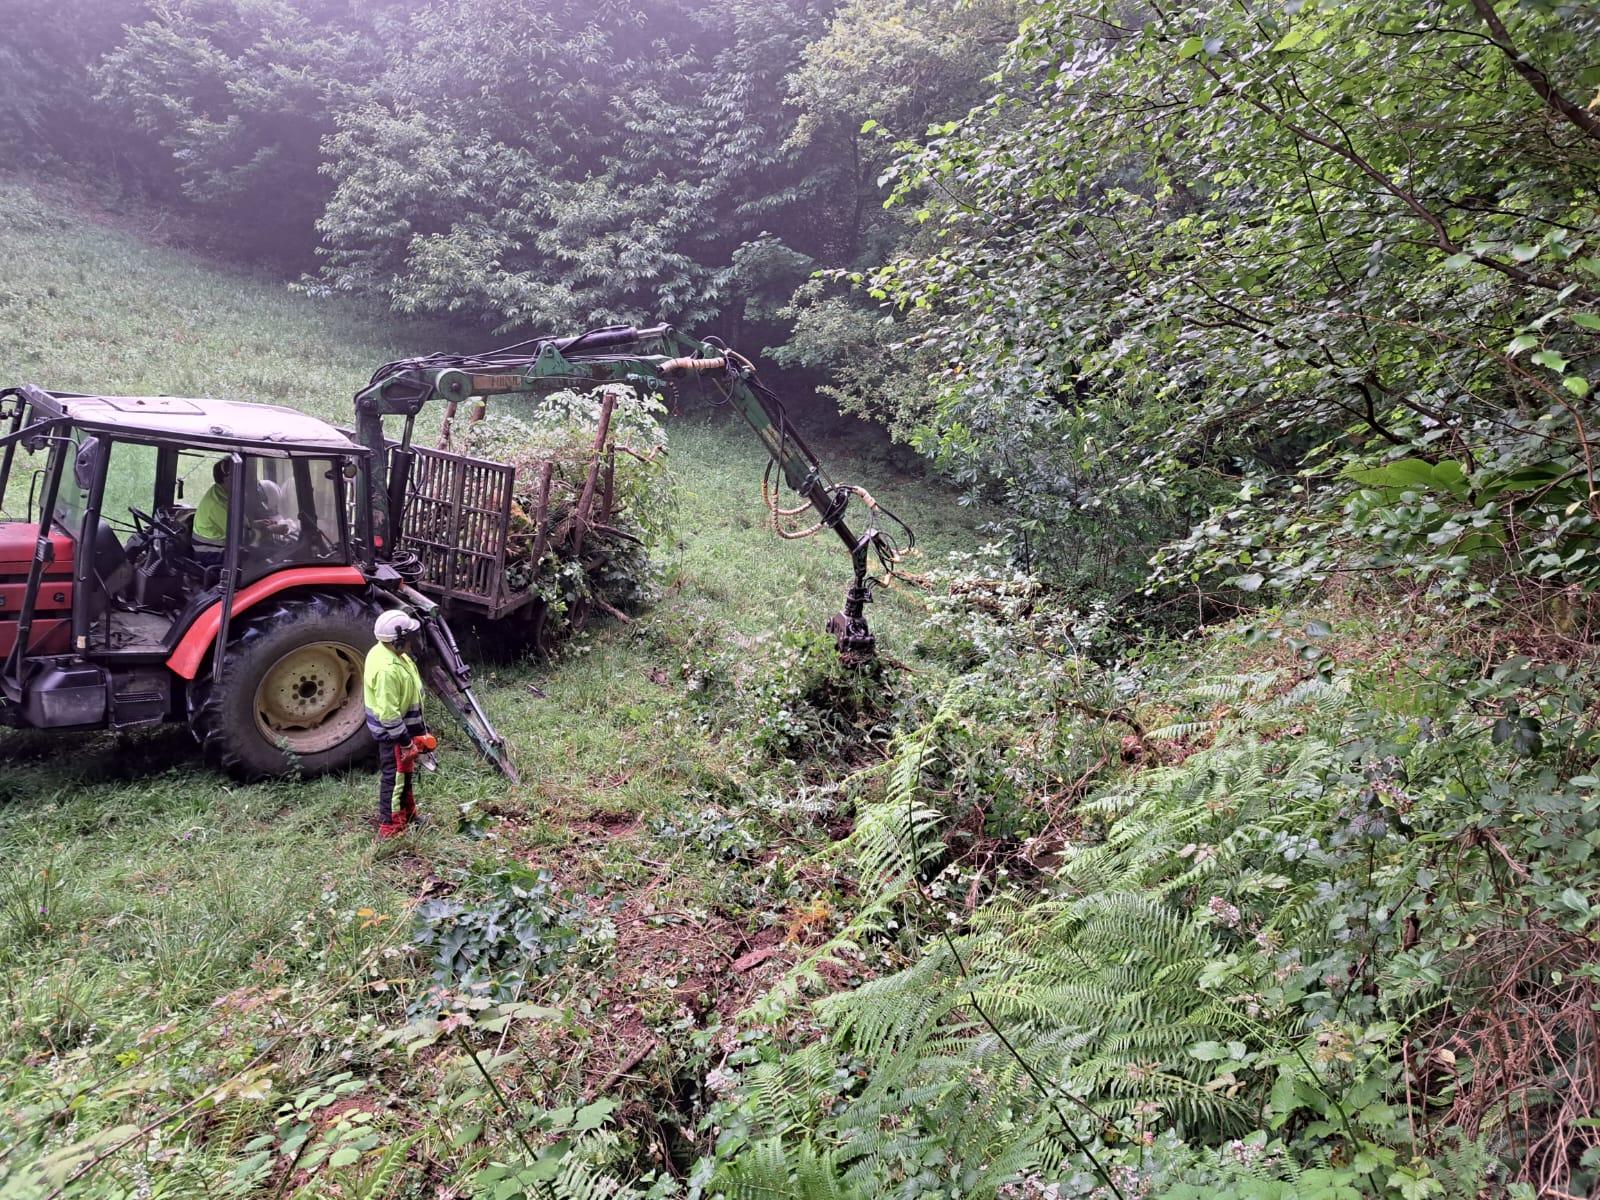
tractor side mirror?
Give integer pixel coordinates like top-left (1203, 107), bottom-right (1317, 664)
top-left (73, 436), bottom-right (105, 491)
top-left (19, 412), bottom-right (54, 452)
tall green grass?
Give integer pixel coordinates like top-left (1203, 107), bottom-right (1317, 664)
top-left (0, 182), bottom-right (415, 422)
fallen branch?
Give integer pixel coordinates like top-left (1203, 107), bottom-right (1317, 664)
top-left (590, 1038), bottom-right (659, 1099)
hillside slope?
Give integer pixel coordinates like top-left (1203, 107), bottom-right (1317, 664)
top-left (6, 184), bottom-right (1588, 1200)
top-left (0, 184), bottom-right (973, 1197)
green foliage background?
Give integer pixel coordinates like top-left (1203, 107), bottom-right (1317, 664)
top-left (0, 0), bottom-right (1012, 368)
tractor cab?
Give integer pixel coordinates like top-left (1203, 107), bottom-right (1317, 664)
top-left (0, 386), bottom-right (378, 758)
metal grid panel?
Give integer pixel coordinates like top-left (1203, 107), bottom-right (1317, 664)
top-left (401, 447), bottom-right (517, 612)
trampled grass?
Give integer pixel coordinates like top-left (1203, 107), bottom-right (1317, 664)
top-left (0, 180), bottom-right (978, 1195)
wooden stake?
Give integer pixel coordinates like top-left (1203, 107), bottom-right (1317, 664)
top-left (571, 389), bottom-right (616, 558)
top-left (529, 461), bottom-right (555, 566)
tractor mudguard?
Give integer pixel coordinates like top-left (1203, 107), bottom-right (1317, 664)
top-left (165, 566), bottom-right (367, 679)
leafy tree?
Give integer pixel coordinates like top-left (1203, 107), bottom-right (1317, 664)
top-left (310, 0), bottom-right (833, 336)
top-left (94, 0), bottom-right (382, 261)
top-left (783, 0), bottom-right (1015, 265)
top-left (0, 0), bottom-right (150, 172)
top-left (869, 0), bottom-right (1600, 610)
top-left (768, 0), bottom-right (1017, 429)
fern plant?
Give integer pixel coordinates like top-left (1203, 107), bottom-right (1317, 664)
top-left (717, 663), bottom-right (1395, 1195)
top-left (713, 602), bottom-right (1573, 1197)
top-left (749, 703), bottom-right (951, 1020)
top-left (708, 1138), bottom-right (868, 1200)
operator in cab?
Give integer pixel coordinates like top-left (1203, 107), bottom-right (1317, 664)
top-left (192, 459), bottom-right (296, 563)
top-left (364, 610), bottom-right (436, 838)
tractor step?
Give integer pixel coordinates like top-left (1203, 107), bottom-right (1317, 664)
top-left (110, 667), bottom-right (172, 729)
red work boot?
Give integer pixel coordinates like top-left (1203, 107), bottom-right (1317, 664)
top-left (378, 813), bottom-right (408, 839)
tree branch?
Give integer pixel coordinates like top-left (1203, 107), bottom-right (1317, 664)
top-left (1469, 0), bottom-right (1600, 144)
top-left (1196, 58), bottom-right (1600, 303)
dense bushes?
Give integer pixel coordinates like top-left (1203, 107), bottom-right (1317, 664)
top-left (863, 0), bottom-right (1600, 614)
top-left (749, 23), bottom-right (1600, 1187)
top-left (709, 584), bottom-right (1600, 1197)
top-left (94, 0), bottom-right (380, 260)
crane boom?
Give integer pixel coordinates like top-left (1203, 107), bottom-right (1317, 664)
top-left (353, 324), bottom-right (910, 660)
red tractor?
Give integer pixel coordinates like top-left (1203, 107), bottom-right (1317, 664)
top-left (0, 324), bottom-right (909, 781)
top-left (0, 385), bottom-right (509, 780)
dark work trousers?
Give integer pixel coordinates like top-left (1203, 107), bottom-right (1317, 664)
top-left (375, 739), bottom-right (399, 823)
top-left (367, 708), bottom-right (423, 824)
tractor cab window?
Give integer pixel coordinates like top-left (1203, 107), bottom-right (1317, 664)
top-left (48, 431), bottom-right (97, 538)
top-left (79, 438), bottom-right (157, 607)
top-left (97, 440), bottom-right (160, 535)
top-left (105, 450), bottom-right (353, 600)
top-left (177, 453), bottom-right (304, 556)
top-left (0, 406), bottom-right (65, 523)
top-left (237, 455), bottom-right (348, 580)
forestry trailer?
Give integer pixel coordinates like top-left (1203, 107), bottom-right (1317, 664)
top-left (0, 324), bottom-right (909, 780)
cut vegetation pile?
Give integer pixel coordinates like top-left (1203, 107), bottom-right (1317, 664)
top-left (448, 387), bottom-right (675, 638)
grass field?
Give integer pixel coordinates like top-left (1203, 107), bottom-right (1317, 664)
top-left (0, 181), bottom-right (978, 1197)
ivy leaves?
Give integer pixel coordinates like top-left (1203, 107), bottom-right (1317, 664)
top-left (410, 863), bottom-right (599, 1010)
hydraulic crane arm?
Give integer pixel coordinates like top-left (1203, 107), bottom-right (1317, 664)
top-left (354, 323), bottom-right (912, 660)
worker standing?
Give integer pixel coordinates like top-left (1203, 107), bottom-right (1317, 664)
top-left (365, 610), bottom-right (435, 838)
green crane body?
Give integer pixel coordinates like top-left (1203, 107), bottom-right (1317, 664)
top-left (352, 323), bottom-right (909, 665)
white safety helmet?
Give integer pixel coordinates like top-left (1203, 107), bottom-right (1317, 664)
top-left (374, 610), bottom-right (421, 644)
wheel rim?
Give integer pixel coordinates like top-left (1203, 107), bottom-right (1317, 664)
top-left (253, 641), bottom-right (365, 755)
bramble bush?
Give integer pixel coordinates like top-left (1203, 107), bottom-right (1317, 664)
top-left (411, 863), bottom-right (606, 1012)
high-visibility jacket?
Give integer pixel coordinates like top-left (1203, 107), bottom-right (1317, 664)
top-left (193, 483), bottom-right (229, 544)
top-left (363, 643), bottom-right (424, 743)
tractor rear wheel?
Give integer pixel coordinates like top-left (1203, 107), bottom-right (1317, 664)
top-left (189, 591), bottom-right (379, 780)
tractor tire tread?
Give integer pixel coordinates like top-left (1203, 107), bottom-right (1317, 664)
top-left (188, 589), bottom-right (380, 781)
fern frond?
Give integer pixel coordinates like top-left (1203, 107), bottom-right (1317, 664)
top-left (347, 1135), bottom-right (417, 1200)
top-left (711, 1138), bottom-right (866, 1200)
